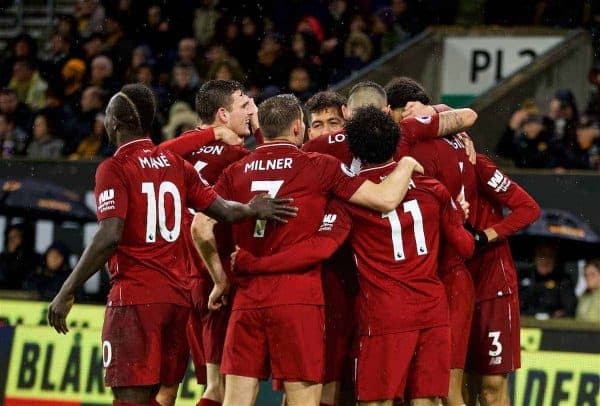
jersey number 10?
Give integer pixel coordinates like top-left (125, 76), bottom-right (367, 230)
top-left (142, 181), bottom-right (182, 243)
top-left (382, 199), bottom-right (428, 261)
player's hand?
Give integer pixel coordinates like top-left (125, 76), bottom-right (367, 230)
top-left (456, 192), bottom-right (470, 220)
top-left (230, 245), bottom-right (256, 274)
top-left (457, 133), bottom-right (476, 165)
top-left (208, 279), bottom-right (230, 311)
top-left (399, 156), bottom-right (424, 174)
top-left (401, 101), bottom-right (436, 119)
top-left (48, 292), bottom-right (75, 334)
top-left (465, 222), bottom-right (489, 251)
top-left (214, 126), bottom-right (243, 146)
top-left (249, 193), bottom-right (298, 223)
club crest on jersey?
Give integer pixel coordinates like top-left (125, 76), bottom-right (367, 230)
top-left (415, 116), bottom-right (432, 124)
top-left (319, 214), bottom-right (337, 231)
top-left (487, 170), bottom-right (511, 192)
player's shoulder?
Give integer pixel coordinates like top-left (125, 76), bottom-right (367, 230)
top-left (411, 174), bottom-right (448, 199)
top-left (475, 153), bottom-right (496, 168)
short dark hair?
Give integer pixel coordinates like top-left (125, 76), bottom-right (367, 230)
top-left (346, 105), bottom-right (400, 164)
top-left (258, 94), bottom-right (302, 139)
top-left (195, 80), bottom-right (245, 124)
top-left (113, 83), bottom-right (156, 134)
top-left (385, 77), bottom-right (430, 109)
top-left (305, 91), bottom-right (346, 117)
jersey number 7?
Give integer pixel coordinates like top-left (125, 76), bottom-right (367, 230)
top-left (250, 180), bottom-right (284, 238)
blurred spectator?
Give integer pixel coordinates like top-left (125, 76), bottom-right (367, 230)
top-left (141, 4), bottom-right (173, 57)
top-left (104, 14), bottom-right (135, 78)
top-left (125, 45), bottom-right (155, 83)
top-left (24, 242), bottom-right (73, 301)
top-left (519, 243), bottom-right (577, 318)
top-left (89, 55), bottom-right (119, 93)
top-left (548, 89), bottom-right (579, 142)
top-left (237, 16), bottom-right (262, 69)
top-left (0, 88), bottom-right (34, 133)
top-left (8, 59), bottom-right (48, 110)
top-left (0, 113), bottom-right (29, 157)
top-left (82, 33), bottom-right (105, 62)
top-left (168, 62), bottom-right (200, 109)
top-left (512, 115), bottom-right (559, 168)
top-left (26, 113), bottom-right (64, 159)
top-left (56, 14), bottom-right (80, 43)
top-left (0, 224), bottom-right (40, 290)
top-left (343, 31), bottom-right (374, 74)
top-left (40, 32), bottom-right (75, 86)
top-left (69, 113), bottom-right (107, 159)
top-left (194, 0), bottom-right (221, 47)
top-left (177, 38), bottom-right (201, 67)
top-left (207, 58), bottom-right (245, 82)
top-left (39, 87), bottom-right (76, 141)
top-left (559, 117), bottom-right (600, 170)
top-left (61, 58), bottom-right (87, 110)
top-left (288, 66), bottom-right (314, 103)
top-left (254, 34), bottom-right (291, 88)
top-left (75, 0), bottom-right (106, 38)
top-left (0, 34), bottom-right (38, 87)
top-left (391, 0), bottom-right (424, 35)
top-left (497, 99), bottom-right (541, 158)
top-left (576, 260), bottom-right (600, 324)
top-left (218, 18), bottom-right (244, 63)
top-left (162, 102), bottom-right (198, 140)
top-left (372, 7), bottom-right (408, 56)
top-left (69, 85), bottom-right (106, 152)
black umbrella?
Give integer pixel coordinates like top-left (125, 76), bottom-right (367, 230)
top-left (509, 208), bottom-right (600, 261)
top-left (0, 178), bottom-right (96, 223)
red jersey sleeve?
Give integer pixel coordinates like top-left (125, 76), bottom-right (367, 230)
top-left (184, 160), bottom-right (218, 211)
top-left (253, 128), bottom-right (264, 145)
top-left (94, 159), bottom-right (128, 221)
top-left (316, 154), bottom-right (365, 200)
top-left (213, 167), bottom-right (233, 200)
top-left (397, 114), bottom-right (440, 155)
top-left (476, 154), bottom-right (541, 238)
top-left (437, 185), bottom-right (474, 258)
top-left (160, 128), bottom-right (215, 158)
top-left (234, 199), bottom-right (352, 274)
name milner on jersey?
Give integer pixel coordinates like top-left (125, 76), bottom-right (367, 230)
top-left (244, 157), bottom-right (293, 172)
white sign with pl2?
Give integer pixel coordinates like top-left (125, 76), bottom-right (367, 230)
top-left (441, 36), bottom-right (563, 96)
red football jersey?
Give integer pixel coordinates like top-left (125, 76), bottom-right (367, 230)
top-left (302, 115), bottom-right (440, 169)
top-left (409, 134), bottom-right (479, 274)
top-left (214, 141), bottom-right (365, 310)
top-left (94, 138), bottom-right (218, 306)
top-left (161, 129), bottom-right (250, 278)
top-left (467, 154), bottom-right (541, 301)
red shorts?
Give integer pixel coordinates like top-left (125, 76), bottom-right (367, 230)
top-left (221, 305), bottom-right (325, 383)
top-left (355, 327), bottom-right (450, 401)
top-left (186, 310), bottom-right (207, 384)
top-left (102, 304), bottom-right (190, 387)
top-left (441, 266), bottom-right (475, 369)
top-left (324, 268), bottom-right (355, 383)
top-left (466, 293), bottom-right (521, 375)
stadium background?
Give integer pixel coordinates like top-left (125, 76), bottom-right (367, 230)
top-left (0, 0), bottom-right (599, 405)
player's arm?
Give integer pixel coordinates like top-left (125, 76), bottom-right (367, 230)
top-left (49, 160), bottom-right (127, 334)
top-left (438, 187), bottom-right (475, 258)
top-left (232, 200), bottom-right (351, 275)
top-left (190, 213), bottom-right (229, 310)
top-left (184, 162), bottom-right (297, 223)
top-left (48, 218), bottom-right (124, 334)
top-left (475, 154), bottom-right (541, 242)
top-left (347, 156), bottom-right (424, 212)
top-left (160, 126), bottom-right (242, 157)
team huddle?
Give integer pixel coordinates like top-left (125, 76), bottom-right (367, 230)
top-left (48, 78), bottom-right (541, 406)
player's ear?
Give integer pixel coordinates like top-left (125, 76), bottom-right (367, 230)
top-left (383, 105), bottom-right (392, 115)
top-left (342, 104), bottom-right (351, 121)
top-left (216, 107), bottom-right (229, 124)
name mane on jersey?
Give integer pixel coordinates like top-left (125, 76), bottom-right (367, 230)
top-left (192, 145), bottom-right (225, 156)
top-left (138, 154), bottom-right (172, 169)
top-left (244, 158), bottom-right (293, 172)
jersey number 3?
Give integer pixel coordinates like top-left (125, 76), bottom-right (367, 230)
top-left (142, 181), bottom-right (182, 243)
top-left (382, 199), bottom-right (428, 261)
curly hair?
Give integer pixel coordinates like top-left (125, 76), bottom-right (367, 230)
top-left (346, 105), bottom-right (399, 165)
top-left (384, 77), bottom-right (430, 110)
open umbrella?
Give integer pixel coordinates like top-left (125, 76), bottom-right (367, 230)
top-left (0, 178), bottom-right (96, 223)
top-left (509, 208), bottom-right (600, 261)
